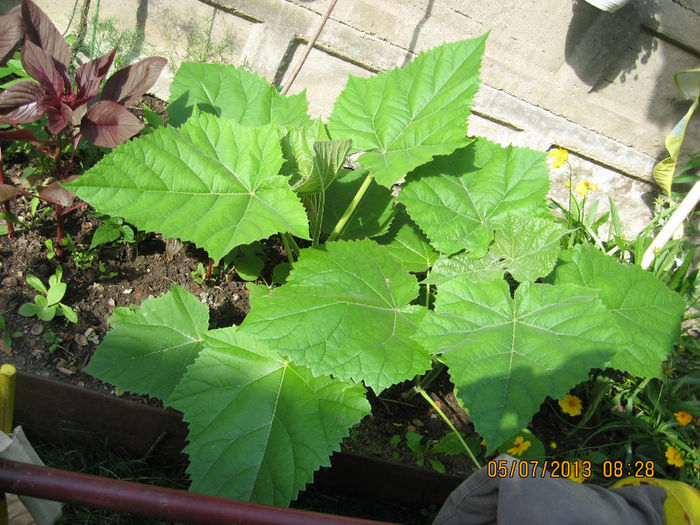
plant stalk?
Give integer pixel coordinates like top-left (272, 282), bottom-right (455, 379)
top-left (280, 234), bottom-right (295, 265)
top-left (0, 150), bottom-right (14, 240)
top-left (414, 385), bottom-right (481, 470)
top-left (327, 173), bottom-right (373, 243)
top-left (206, 258), bottom-right (213, 281)
top-left (641, 180), bottom-right (700, 269)
top-left (403, 361), bottom-right (446, 401)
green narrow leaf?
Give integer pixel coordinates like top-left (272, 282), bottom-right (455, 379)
top-left (66, 110), bottom-right (310, 261)
top-left (327, 36), bottom-right (487, 188)
top-left (399, 138), bottom-right (550, 257)
top-left (25, 274), bottom-right (47, 294)
top-left (321, 168), bottom-right (395, 239)
top-left (167, 327), bottom-right (370, 506)
top-left (167, 62), bottom-right (312, 128)
top-left (85, 285), bottom-right (209, 400)
top-left (375, 205), bottom-right (439, 273)
top-left (240, 239), bottom-right (430, 391)
top-left (413, 278), bottom-right (622, 452)
top-left (550, 245), bottom-right (686, 377)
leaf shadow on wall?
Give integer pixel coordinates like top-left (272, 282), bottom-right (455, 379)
top-left (564, 0), bottom-right (659, 92)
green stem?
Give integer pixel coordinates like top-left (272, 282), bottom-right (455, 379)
top-left (403, 361), bottom-right (445, 401)
top-left (415, 386), bottom-right (481, 470)
top-left (280, 234), bottom-right (295, 265)
top-left (327, 173), bottom-right (373, 243)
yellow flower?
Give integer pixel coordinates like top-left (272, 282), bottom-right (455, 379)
top-left (548, 147), bottom-right (569, 169)
top-left (564, 180), bottom-right (571, 188)
top-left (574, 180), bottom-right (598, 197)
top-left (559, 394), bottom-right (583, 417)
top-left (567, 460), bottom-right (586, 484)
top-left (674, 411), bottom-right (693, 426)
top-left (666, 445), bottom-right (685, 468)
top-left (480, 439), bottom-right (487, 447)
top-left (507, 436), bottom-right (532, 457)
top-left (550, 442), bottom-right (557, 449)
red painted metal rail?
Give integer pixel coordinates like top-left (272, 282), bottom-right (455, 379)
top-left (0, 458), bottom-right (395, 524)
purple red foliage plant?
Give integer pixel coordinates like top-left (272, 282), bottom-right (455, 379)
top-left (0, 0), bottom-right (166, 253)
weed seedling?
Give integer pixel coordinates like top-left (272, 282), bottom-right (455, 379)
top-left (0, 315), bottom-right (24, 352)
top-left (18, 265), bottom-right (78, 323)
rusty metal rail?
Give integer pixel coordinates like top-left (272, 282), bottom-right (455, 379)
top-left (0, 457), bottom-right (395, 525)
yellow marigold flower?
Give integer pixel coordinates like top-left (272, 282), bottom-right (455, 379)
top-left (567, 460), bottom-right (586, 484)
top-left (548, 147), bottom-right (569, 169)
top-left (665, 445), bottom-right (685, 468)
top-left (507, 436), bottom-right (532, 457)
top-left (674, 411), bottom-right (693, 426)
top-left (559, 394), bottom-right (583, 417)
top-left (574, 180), bottom-right (598, 198)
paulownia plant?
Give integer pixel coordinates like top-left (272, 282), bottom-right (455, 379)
top-left (66, 34), bottom-right (686, 506)
top-left (0, 0), bottom-right (166, 252)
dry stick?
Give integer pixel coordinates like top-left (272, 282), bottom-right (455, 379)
top-left (280, 0), bottom-right (339, 95)
top-left (641, 180), bottom-right (700, 270)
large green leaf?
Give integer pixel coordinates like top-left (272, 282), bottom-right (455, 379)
top-left (167, 62), bottom-right (312, 128)
top-left (84, 285), bottom-right (208, 400)
top-left (166, 327), bottom-right (370, 506)
top-left (321, 168), bottom-right (395, 239)
top-left (240, 239), bottom-right (430, 391)
top-left (426, 214), bottom-right (565, 284)
top-left (413, 278), bottom-right (622, 451)
top-left (66, 110), bottom-right (310, 261)
top-left (551, 245), bottom-right (685, 377)
top-left (376, 205), bottom-right (439, 273)
top-left (327, 36), bottom-right (486, 188)
top-left (399, 138), bottom-right (550, 257)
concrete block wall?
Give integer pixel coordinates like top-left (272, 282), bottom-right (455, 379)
top-left (4, 0), bottom-right (700, 235)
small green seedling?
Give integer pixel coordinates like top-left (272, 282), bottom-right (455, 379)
top-left (98, 262), bottom-right (119, 280)
top-left (44, 331), bottom-right (65, 353)
top-left (18, 265), bottom-right (78, 323)
top-left (191, 262), bottom-right (218, 284)
top-left (0, 315), bottom-right (24, 352)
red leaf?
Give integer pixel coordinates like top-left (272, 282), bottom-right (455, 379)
top-left (101, 57), bottom-right (167, 107)
top-left (0, 5), bottom-right (22, 66)
top-left (0, 80), bottom-right (47, 124)
top-left (21, 0), bottom-right (71, 69)
top-left (21, 40), bottom-right (64, 100)
top-left (0, 128), bottom-right (36, 141)
top-left (40, 180), bottom-right (75, 207)
top-left (76, 48), bottom-right (117, 103)
top-left (46, 101), bottom-right (73, 134)
top-left (0, 184), bottom-right (20, 203)
top-left (81, 100), bottom-right (144, 148)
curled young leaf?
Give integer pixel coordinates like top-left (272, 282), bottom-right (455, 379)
top-left (21, 0), bottom-right (71, 69)
top-left (101, 57), bottom-right (167, 108)
top-left (0, 80), bottom-right (46, 124)
top-left (45, 101), bottom-right (73, 134)
top-left (0, 5), bottom-right (22, 67)
top-left (81, 100), bottom-right (144, 147)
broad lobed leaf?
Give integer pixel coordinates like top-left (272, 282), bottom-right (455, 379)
top-left (550, 245), bottom-right (685, 377)
top-left (240, 239), bottom-right (431, 391)
top-left (84, 285), bottom-right (209, 400)
top-left (327, 36), bottom-right (486, 188)
top-left (426, 214), bottom-right (566, 285)
top-left (413, 278), bottom-right (622, 452)
top-left (167, 327), bottom-right (370, 506)
top-left (399, 137), bottom-right (550, 257)
top-left (65, 110), bottom-right (310, 260)
top-left (167, 62), bottom-right (312, 128)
